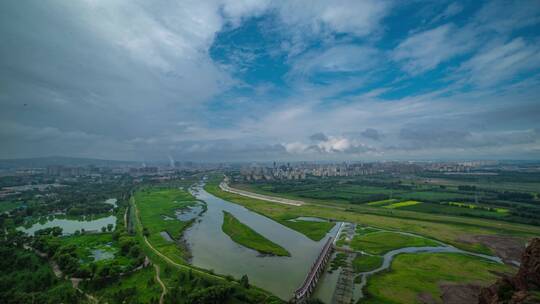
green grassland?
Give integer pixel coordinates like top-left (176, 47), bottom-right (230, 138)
top-left (222, 211), bottom-right (290, 256)
top-left (134, 187), bottom-right (200, 263)
top-left (383, 200), bottom-right (422, 209)
top-left (367, 199), bottom-right (397, 206)
top-left (235, 173), bottom-right (540, 225)
top-left (356, 226), bottom-right (381, 235)
top-left (205, 183), bottom-right (334, 241)
top-left (59, 233), bottom-right (133, 268)
top-left (350, 231), bottom-right (441, 255)
top-left (399, 201), bottom-right (509, 218)
top-left (353, 254), bottom-right (383, 273)
top-left (363, 253), bottom-right (513, 304)
top-left (205, 177), bottom-right (540, 255)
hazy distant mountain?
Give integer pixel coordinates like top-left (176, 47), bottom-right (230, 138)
top-left (0, 156), bottom-right (138, 169)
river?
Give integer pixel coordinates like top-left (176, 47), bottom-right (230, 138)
top-left (185, 185), bottom-right (339, 300)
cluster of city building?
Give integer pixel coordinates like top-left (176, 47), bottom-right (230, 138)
top-left (237, 161), bottom-right (491, 181)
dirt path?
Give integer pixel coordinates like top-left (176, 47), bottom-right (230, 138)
top-left (154, 264), bottom-right (167, 304)
top-left (24, 245), bottom-right (98, 303)
top-left (124, 206), bottom-right (129, 229)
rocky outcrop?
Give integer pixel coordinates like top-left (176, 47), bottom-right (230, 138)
top-left (479, 238), bottom-right (540, 304)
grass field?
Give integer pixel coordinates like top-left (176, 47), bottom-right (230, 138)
top-left (350, 231), bottom-right (441, 255)
top-left (134, 187), bottom-right (199, 263)
top-left (383, 201), bottom-right (422, 209)
top-left (59, 233), bottom-right (134, 268)
top-left (367, 199), bottom-right (396, 206)
top-left (356, 226), bottom-right (380, 235)
top-left (222, 211), bottom-right (290, 256)
top-left (204, 178), bottom-right (540, 255)
top-left (398, 201), bottom-right (509, 218)
top-left (353, 254), bottom-right (383, 273)
top-left (205, 183), bottom-right (335, 241)
top-left (235, 174), bottom-right (540, 226)
top-left (363, 253), bottom-right (514, 304)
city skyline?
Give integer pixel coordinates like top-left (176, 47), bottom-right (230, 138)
top-left (2, 1), bottom-right (540, 161)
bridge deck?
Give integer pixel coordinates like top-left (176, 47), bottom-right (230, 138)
top-left (293, 237), bottom-right (334, 301)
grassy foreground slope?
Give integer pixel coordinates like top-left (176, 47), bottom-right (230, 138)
top-left (205, 182), bottom-right (334, 241)
top-left (363, 253), bottom-right (513, 304)
top-left (222, 211), bottom-right (290, 256)
top-left (205, 177), bottom-right (540, 255)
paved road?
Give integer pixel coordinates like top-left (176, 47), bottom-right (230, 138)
top-left (220, 182), bottom-right (304, 206)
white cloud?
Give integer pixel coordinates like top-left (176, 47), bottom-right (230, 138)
top-left (289, 45), bottom-right (380, 77)
top-left (276, 0), bottom-right (392, 37)
top-left (457, 38), bottom-right (540, 86)
top-left (392, 24), bottom-right (473, 74)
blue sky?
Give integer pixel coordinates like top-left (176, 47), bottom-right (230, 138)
top-left (1, 0), bottom-right (539, 161)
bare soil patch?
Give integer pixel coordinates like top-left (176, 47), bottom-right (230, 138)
top-left (417, 291), bottom-right (437, 304)
top-left (458, 234), bottom-right (526, 263)
top-left (440, 283), bottom-right (483, 304)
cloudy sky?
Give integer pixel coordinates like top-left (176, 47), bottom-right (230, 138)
top-left (1, 0), bottom-right (540, 162)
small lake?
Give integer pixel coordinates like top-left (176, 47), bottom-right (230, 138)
top-left (18, 198), bottom-right (118, 236)
top-left (104, 198), bottom-right (118, 208)
top-left (91, 248), bottom-right (115, 261)
top-left (19, 215), bottom-right (117, 235)
top-left (185, 185), bottom-right (339, 301)
top-left (289, 216), bottom-right (328, 222)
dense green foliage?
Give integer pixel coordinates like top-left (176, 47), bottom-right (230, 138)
top-left (164, 269), bottom-right (280, 304)
top-left (0, 231), bottom-right (80, 304)
top-left (222, 211), bottom-right (290, 256)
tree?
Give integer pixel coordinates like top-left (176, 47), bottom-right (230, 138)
top-left (107, 224), bottom-right (114, 232)
top-left (101, 226), bottom-right (107, 233)
top-left (240, 274), bottom-right (249, 289)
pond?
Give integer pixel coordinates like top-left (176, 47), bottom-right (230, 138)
top-left (104, 198), bottom-right (117, 208)
top-left (18, 215), bottom-right (117, 235)
top-left (91, 247), bottom-right (115, 261)
top-left (184, 185), bottom-right (339, 301)
top-left (176, 202), bottom-right (205, 221)
top-left (289, 216), bottom-right (328, 222)
top-left (18, 198), bottom-right (118, 235)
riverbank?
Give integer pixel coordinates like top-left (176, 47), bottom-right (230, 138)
top-left (206, 182), bottom-right (335, 241)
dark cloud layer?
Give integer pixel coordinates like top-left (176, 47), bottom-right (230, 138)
top-left (1, 1), bottom-right (539, 161)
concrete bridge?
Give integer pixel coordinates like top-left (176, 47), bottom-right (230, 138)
top-left (291, 237), bottom-right (334, 303)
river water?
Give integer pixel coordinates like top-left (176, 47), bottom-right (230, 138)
top-left (185, 186), bottom-right (339, 300)
top-left (185, 186), bottom-right (503, 303)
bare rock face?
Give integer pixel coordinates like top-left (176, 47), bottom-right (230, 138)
top-left (478, 238), bottom-right (540, 304)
